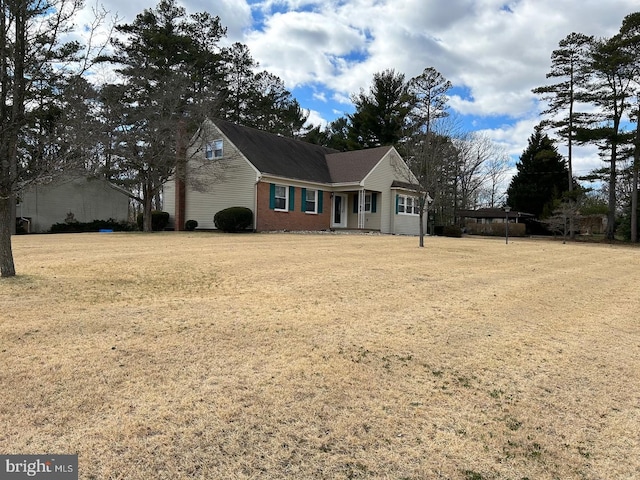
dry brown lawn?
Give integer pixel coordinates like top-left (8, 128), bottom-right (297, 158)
top-left (1, 232), bottom-right (639, 479)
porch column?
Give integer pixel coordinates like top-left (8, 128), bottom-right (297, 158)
top-left (358, 188), bottom-right (366, 229)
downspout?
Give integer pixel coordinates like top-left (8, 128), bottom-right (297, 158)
top-left (254, 175), bottom-right (261, 232)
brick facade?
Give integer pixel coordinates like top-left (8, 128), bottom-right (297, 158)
top-left (256, 181), bottom-right (331, 231)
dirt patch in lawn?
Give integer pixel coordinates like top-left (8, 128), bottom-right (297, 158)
top-left (1, 232), bottom-right (639, 479)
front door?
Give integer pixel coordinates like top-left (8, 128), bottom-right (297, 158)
top-left (332, 194), bottom-right (347, 228)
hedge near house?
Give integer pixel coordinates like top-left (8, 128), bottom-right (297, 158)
top-left (214, 207), bottom-right (253, 232)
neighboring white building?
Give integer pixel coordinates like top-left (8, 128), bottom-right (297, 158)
top-left (17, 176), bottom-right (130, 233)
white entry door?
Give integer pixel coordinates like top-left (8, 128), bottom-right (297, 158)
top-left (332, 194), bottom-right (347, 228)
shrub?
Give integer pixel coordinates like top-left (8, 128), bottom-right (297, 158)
top-left (185, 219), bottom-right (198, 231)
top-left (214, 207), bottom-right (253, 233)
top-left (443, 225), bottom-right (462, 238)
top-left (16, 219), bottom-right (28, 234)
top-left (49, 219), bottom-right (135, 233)
top-left (136, 211), bottom-right (170, 231)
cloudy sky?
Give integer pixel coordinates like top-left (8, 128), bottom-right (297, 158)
top-left (83, 0), bottom-right (638, 179)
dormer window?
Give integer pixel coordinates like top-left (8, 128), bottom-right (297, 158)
top-left (205, 139), bottom-right (223, 160)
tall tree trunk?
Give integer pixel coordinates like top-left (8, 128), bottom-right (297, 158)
top-left (0, 196), bottom-right (16, 277)
top-left (632, 109), bottom-right (639, 243)
top-left (568, 82), bottom-right (575, 240)
top-left (174, 119), bottom-right (187, 231)
top-left (143, 180), bottom-right (153, 232)
top-left (607, 142), bottom-right (617, 241)
top-left (418, 199), bottom-right (425, 248)
top-left (0, 0), bottom-right (26, 276)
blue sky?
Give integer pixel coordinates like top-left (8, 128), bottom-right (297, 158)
top-left (81, 0), bottom-right (639, 181)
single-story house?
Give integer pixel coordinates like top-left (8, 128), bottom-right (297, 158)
top-left (458, 208), bottom-right (533, 236)
top-left (17, 176), bottom-right (130, 233)
top-left (164, 118), bottom-right (426, 235)
top-left (458, 208), bottom-right (534, 224)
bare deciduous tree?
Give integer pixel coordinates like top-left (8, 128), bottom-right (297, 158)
top-left (1, 0), bottom-right (111, 277)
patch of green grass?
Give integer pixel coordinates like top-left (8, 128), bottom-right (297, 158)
top-left (462, 470), bottom-right (486, 480)
top-left (489, 388), bottom-right (504, 399)
top-left (505, 416), bottom-right (523, 431)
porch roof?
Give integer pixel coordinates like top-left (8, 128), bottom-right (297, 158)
top-left (390, 180), bottom-right (422, 192)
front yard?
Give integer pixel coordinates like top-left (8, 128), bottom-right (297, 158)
top-left (1, 232), bottom-right (639, 479)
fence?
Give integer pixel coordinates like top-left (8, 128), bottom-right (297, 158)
top-left (464, 222), bottom-right (526, 237)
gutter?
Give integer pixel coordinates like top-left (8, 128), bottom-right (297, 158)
top-left (254, 174), bottom-right (262, 231)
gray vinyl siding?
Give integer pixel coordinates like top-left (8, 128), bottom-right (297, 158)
top-left (346, 194), bottom-right (380, 230)
top-left (184, 162), bottom-right (256, 229)
top-left (392, 196), bottom-right (422, 235)
top-left (169, 121), bottom-right (259, 230)
top-left (164, 181), bottom-right (176, 225)
top-left (18, 177), bottom-right (129, 233)
top-left (362, 149), bottom-right (419, 235)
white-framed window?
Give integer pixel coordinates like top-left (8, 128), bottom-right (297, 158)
top-left (407, 196), bottom-right (415, 214)
top-left (398, 195), bottom-right (406, 214)
top-left (305, 189), bottom-right (317, 213)
top-left (364, 193), bottom-right (372, 213)
top-left (397, 194), bottom-right (420, 215)
top-left (274, 185), bottom-right (288, 211)
top-left (205, 139), bottom-right (224, 160)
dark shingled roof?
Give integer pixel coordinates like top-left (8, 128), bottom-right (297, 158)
top-left (214, 118), bottom-right (338, 183)
top-left (391, 180), bottom-right (421, 191)
top-left (325, 146), bottom-right (392, 183)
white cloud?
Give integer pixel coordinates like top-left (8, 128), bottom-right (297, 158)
top-left (304, 109), bottom-right (328, 128)
top-left (80, 0), bottom-right (639, 141)
top-left (237, 0), bottom-right (637, 125)
top-left (245, 9), bottom-right (367, 87)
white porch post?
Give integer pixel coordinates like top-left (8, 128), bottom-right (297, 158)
top-left (358, 188), bottom-right (366, 229)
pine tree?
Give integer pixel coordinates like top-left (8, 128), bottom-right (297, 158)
top-left (533, 32), bottom-right (593, 238)
top-left (101, 0), bottom-right (226, 231)
top-left (507, 128), bottom-right (571, 218)
top-left (348, 69), bottom-right (412, 148)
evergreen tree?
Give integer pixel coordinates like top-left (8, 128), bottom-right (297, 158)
top-left (219, 42), bottom-right (260, 124)
top-left (507, 128), bottom-right (571, 218)
top-left (218, 43), bottom-right (307, 136)
top-left (301, 117), bottom-right (351, 150)
top-left (617, 12), bottom-right (640, 242)
top-left (247, 71), bottom-right (307, 136)
top-left (533, 32), bottom-right (593, 239)
top-left (325, 117), bottom-right (352, 151)
top-left (580, 32), bottom-right (637, 240)
top-left (348, 69), bottom-right (412, 148)
top-left (101, 0), bottom-right (226, 231)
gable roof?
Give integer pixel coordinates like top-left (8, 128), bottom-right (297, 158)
top-left (325, 146), bottom-right (393, 183)
top-left (213, 118), bottom-right (337, 183)
top-left (212, 118), bottom-right (407, 186)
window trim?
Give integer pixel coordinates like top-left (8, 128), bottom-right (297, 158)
top-left (364, 193), bottom-right (372, 213)
top-left (205, 139), bottom-right (224, 160)
top-left (274, 185), bottom-right (288, 212)
top-left (304, 188), bottom-right (318, 214)
top-left (353, 192), bottom-right (377, 214)
top-left (396, 194), bottom-right (420, 216)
